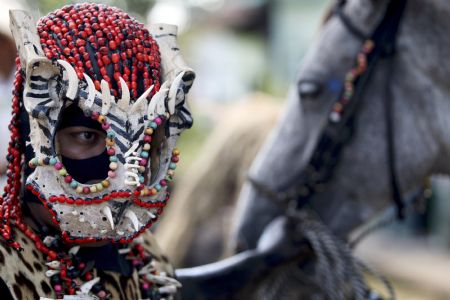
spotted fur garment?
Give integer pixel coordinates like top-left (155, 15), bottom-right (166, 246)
top-left (0, 228), bottom-right (176, 300)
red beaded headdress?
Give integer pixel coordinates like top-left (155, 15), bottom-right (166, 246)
top-left (37, 3), bottom-right (161, 99)
top-left (2, 3), bottom-right (195, 250)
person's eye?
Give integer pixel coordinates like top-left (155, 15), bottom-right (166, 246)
top-left (70, 131), bottom-right (100, 144)
top-left (81, 132), bottom-right (95, 141)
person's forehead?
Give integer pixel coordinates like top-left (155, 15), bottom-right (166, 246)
top-left (58, 105), bottom-right (103, 131)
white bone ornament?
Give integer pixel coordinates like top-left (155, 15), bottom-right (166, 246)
top-left (65, 293), bottom-right (98, 299)
top-left (69, 245), bottom-right (80, 255)
top-left (10, 10), bottom-right (60, 112)
top-left (101, 206), bottom-right (115, 230)
top-left (130, 84), bottom-right (153, 113)
top-left (148, 81), bottom-right (170, 119)
top-left (45, 269), bottom-right (60, 277)
top-left (117, 77), bottom-right (131, 111)
top-left (57, 60), bottom-right (79, 100)
top-left (148, 24), bottom-right (195, 86)
top-left (83, 73), bottom-right (96, 108)
top-left (124, 151), bottom-right (142, 186)
top-left (10, 10), bottom-right (45, 71)
top-left (145, 273), bottom-right (182, 287)
top-left (78, 277), bottom-right (101, 295)
top-left (146, 211), bottom-right (157, 219)
top-left (168, 71), bottom-right (186, 111)
top-left (45, 260), bottom-right (61, 269)
top-left (43, 236), bottom-right (56, 247)
top-left (100, 79), bottom-right (112, 115)
top-left (125, 210), bottom-right (140, 231)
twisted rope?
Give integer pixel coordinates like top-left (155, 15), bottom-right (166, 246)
top-left (289, 210), bottom-right (395, 300)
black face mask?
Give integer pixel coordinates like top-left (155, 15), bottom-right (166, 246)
top-left (20, 104), bottom-right (109, 205)
top-left (62, 150), bottom-right (110, 184)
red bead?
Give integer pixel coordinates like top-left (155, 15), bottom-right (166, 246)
top-left (64, 175), bottom-right (73, 183)
top-left (97, 38), bottom-right (108, 47)
top-left (82, 187), bottom-right (90, 194)
top-left (85, 272), bottom-right (93, 281)
top-left (91, 111), bottom-right (100, 119)
top-left (102, 55), bottom-right (111, 65)
top-left (78, 31), bottom-right (87, 42)
top-left (93, 198), bottom-right (103, 204)
top-left (76, 39), bottom-right (85, 47)
top-left (109, 41), bottom-right (117, 50)
top-left (111, 53), bottom-right (119, 63)
top-left (48, 251), bottom-right (58, 260)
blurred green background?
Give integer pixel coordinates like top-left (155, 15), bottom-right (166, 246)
top-left (17, 0), bottom-right (329, 172)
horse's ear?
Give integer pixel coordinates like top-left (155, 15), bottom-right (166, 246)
top-left (148, 24), bottom-right (195, 95)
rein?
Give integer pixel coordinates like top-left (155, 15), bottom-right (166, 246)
top-left (249, 0), bottom-right (413, 221)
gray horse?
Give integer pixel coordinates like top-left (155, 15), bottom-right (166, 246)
top-left (232, 0), bottom-right (450, 250)
top-left (181, 0), bottom-right (450, 299)
top-left (225, 0), bottom-right (450, 297)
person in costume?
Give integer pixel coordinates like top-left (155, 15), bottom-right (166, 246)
top-left (0, 3), bottom-right (306, 300)
top-left (2, 3), bottom-right (192, 299)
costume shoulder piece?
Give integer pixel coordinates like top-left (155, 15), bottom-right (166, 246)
top-left (0, 229), bottom-right (49, 300)
top-left (0, 3), bottom-right (192, 299)
top-left (0, 228), bottom-right (179, 300)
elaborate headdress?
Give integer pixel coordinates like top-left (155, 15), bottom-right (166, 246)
top-left (2, 3), bottom-right (195, 249)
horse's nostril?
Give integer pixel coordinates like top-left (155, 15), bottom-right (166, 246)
top-left (298, 80), bottom-right (322, 99)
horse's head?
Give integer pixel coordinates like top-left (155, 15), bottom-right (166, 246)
top-left (230, 0), bottom-right (450, 252)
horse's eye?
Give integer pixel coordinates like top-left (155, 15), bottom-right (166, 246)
top-left (298, 80), bottom-right (322, 99)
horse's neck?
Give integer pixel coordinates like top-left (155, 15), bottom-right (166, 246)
top-left (398, 0), bottom-right (450, 174)
top-left (341, 0), bottom-right (450, 175)
top-left (277, 0), bottom-right (450, 234)
top-left (313, 0), bottom-right (450, 234)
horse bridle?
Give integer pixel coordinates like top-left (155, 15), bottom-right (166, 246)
top-left (249, 0), bottom-right (418, 220)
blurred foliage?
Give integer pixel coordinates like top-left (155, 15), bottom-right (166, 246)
top-left (24, 0), bottom-right (154, 20)
top-left (175, 109), bottom-right (214, 176)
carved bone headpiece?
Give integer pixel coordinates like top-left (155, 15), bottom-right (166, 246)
top-left (10, 4), bottom-right (195, 243)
